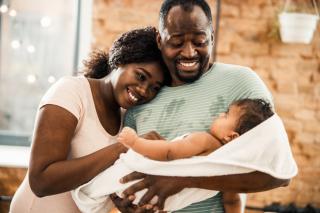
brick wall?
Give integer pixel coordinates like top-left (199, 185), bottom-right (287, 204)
top-left (92, 0), bottom-right (320, 209)
top-left (0, 167), bottom-right (27, 212)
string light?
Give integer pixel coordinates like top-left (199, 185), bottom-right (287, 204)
top-left (27, 45), bottom-right (35, 53)
top-left (0, 4), bottom-right (8, 13)
top-left (27, 74), bottom-right (37, 84)
top-left (40, 16), bottom-right (51, 27)
top-left (11, 40), bottom-right (21, 49)
top-left (48, 76), bottom-right (56, 84)
top-left (9, 9), bottom-right (17, 17)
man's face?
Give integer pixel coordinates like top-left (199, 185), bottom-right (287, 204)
top-left (157, 5), bottom-right (214, 86)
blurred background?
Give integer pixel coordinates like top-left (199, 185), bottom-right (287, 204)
top-left (0, 0), bottom-right (319, 212)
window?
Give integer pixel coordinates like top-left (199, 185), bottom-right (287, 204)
top-left (0, 0), bottom-right (91, 146)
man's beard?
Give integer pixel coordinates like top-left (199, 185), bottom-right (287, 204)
top-left (174, 57), bottom-right (209, 83)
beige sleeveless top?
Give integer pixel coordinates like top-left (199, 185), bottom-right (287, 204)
top-left (10, 76), bottom-right (123, 213)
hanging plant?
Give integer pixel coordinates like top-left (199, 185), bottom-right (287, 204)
top-left (278, 0), bottom-right (319, 44)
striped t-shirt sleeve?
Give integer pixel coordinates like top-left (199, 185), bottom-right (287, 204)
top-left (228, 68), bottom-right (273, 106)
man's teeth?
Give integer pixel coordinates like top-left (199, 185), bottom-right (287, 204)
top-left (179, 62), bottom-right (197, 67)
top-left (128, 91), bottom-right (138, 102)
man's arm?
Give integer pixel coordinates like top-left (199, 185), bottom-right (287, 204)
top-left (120, 171), bottom-right (290, 210)
top-left (222, 192), bottom-right (241, 213)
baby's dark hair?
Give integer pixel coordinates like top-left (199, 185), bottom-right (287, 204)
top-left (232, 99), bottom-right (274, 135)
top-left (159, 0), bottom-right (213, 32)
top-left (83, 27), bottom-right (171, 85)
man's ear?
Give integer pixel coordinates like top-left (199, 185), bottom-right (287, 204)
top-left (222, 131), bottom-right (239, 143)
top-left (156, 31), bottom-right (162, 50)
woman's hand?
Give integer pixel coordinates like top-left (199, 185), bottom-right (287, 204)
top-left (120, 172), bottom-right (186, 211)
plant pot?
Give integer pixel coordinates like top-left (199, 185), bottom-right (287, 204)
top-left (278, 12), bottom-right (319, 44)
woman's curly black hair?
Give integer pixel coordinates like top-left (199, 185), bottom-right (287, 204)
top-left (83, 27), bottom-right (171, 85)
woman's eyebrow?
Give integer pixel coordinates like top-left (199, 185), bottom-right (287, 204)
top-left (139, 68), bottom-right (163, 85)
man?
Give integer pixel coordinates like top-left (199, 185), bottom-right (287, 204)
top-left (112, 0), bottom-right (290, 212)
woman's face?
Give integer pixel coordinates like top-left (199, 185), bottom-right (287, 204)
top-left (111, 61), bottom-right (164, 109)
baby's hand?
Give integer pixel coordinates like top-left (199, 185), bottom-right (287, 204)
top-left (117, 127), bottom-right (138, 147)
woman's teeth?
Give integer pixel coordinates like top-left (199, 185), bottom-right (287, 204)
top-left (128, 91), bottom-right (138, 103)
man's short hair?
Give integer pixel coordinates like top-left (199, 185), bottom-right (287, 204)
top-left (159, 0), bottom-right (213, 32)
top-left (232, 99), bottom-right (274, 135)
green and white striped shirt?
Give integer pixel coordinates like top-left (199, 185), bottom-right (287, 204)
top-left (124, 62), bottom-right (273, 212)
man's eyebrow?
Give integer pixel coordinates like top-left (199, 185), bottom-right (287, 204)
top-left (169, 33), bottom-right (183, 38)
top-left (194, 31), bottom-right (208, 36)
top-left (169, 30), bottom-right (208, 37)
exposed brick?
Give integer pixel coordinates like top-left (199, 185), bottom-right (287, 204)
top-left (270, 67), bottom-right (298, 82)
top-left (240, 4), bottom-right (261, 19)
top-left (221, 4), bottom-right (240, 17)
top-left (271, 43), bottom-right (314, 57)
top-left (222, 18), bottom-right (269, 36)
top-left (217, 54), bottom-right (254, 68)
top-left (294, 109), bottom-right (316, 121)
top-left (274, 94), bottom-right (301, 110)
top-left (295, 132), bottom-right (316, 144)
top-left (232, 41), bottom-right (269, 56)
top-left (244, 0), bottom-right (269, 6)
top-left (275, 57), bottom-right (298, 71)
top-left (275, 80), bottom-right (298, 94)
top-left (260, 5), bottom-right (278, 19)
top-left (303, 120), bottom-right (320, 133)
top-left (216, 40), bottom-right (231, 54)
top-left (283, 118), bottom-right (303, 132)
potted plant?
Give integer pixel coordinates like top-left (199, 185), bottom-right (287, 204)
top-left (278, 0), bottom-right (319, 44)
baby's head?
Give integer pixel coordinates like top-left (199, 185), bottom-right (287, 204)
top-left (210, 99), bottom-right (274, 144)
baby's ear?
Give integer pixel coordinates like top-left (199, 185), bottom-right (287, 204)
top-left (222, 132), bottom-right (239, 143)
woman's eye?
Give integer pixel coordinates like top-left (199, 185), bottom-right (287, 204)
top-left (136, 72), bottom-right (146, 81)
top-left (151, 86), bottom-right (161, 93)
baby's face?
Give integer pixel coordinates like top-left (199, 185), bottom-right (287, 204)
top-left (209, 105), bottom-right (242, 142)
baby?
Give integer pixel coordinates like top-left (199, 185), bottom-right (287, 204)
top-left (118, 98), bottom-right (274, 213)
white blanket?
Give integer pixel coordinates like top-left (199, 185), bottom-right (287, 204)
top-left (72, 114), bottom-right (298, 212)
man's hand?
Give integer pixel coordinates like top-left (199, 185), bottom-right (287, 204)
top-left (110, 193), bottom-right (154, 213)
top-left (120, 172), bottom-right (186, 210)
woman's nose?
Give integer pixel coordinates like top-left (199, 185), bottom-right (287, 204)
top-left (136, 84), bottom-right (148, 98)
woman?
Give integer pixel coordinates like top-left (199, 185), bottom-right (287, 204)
top-left (10, 27), bottom-right (170, 213)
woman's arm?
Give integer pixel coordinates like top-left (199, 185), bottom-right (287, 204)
top-left (29, 105), bottom-right (127, 197)
top-left (118, 127), bottom-right (220, 161)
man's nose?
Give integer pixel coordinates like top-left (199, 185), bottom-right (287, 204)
top-left (181, 42), bottom-right (197, 58)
